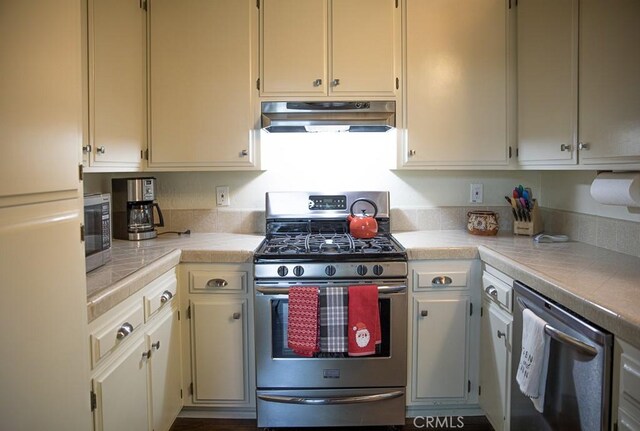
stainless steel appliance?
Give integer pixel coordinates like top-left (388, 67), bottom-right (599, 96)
top-left (112, 177), bottom-right (164, 241)
top-left (83, 193), bottom-right (111, 272)
top-left (261, 101), bottom-right (395, 133)
top-left (511, 281), bottom-right (613, 430)
top-left (254, 191), bottom-right (407, 428)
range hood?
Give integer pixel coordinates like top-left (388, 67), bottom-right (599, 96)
top-left (261, 101), bottom-right (395, 133)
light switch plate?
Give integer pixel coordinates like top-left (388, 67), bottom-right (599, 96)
top-left (470, 183), bottom-right (483, 203)
top-left (216, 186), bottom-right (230, 206)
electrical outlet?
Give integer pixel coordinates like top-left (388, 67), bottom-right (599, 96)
top-left (470, 183), bottom-right (483, 203)
top-left (216, 186), bottom-right (230, 206)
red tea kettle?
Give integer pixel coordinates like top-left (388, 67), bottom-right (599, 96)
top-left (347, 198), bottom-right (379, 239)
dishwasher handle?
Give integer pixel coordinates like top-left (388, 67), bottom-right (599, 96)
top-left (516, 297), bottom-right (598, 358)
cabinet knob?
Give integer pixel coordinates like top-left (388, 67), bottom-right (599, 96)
top-left (160, 290), bottom-right (173, 304)
top-left (578, 142), bottom-right (590, 151)
top-left (241, 149), bottom-right (248, 157)
top-left (420, 310), bottom-right (428, 317)
top-left (331, 78), bottom-right (340, 87)
top-left (116, 322), bottom-right (133, 340)
top-left (207, 278), bottom-right (228, 288)
top-left (408, 149), bottom-right (416, 157)
top-left (560, 144), bottom-right (572, 152)
top-left (313, 79), bottom-right (322, 87)
top-left (484, 285), bottom-right (498, 297)
top-left (96, 146), bottom-right (106, 154)
top-left (82, 144), bottom-right (92, 154)
top-left (232, 312), bottom-right (241, 320)
top-left (142, 349), bottom-right (151, 360)
top-left (497, 330), bottom-right (506, 339)
top-left (152, 341), bottom-right (160, 351)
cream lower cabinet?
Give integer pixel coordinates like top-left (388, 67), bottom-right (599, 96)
top-left (611, 338), bottom-right (640, 431)
top-left (401, 0), bottom-right (513, 169)
top-left (180, 264), bottom-right (255, 414)
top-left (407, 260), bottom-right (481, 412)
top-left (90, 268), bottom-right (181, 431)
top-left (147, 0), bottom-right (258, 170)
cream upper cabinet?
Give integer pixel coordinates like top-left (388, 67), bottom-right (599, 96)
top-left (578, 0), bottom-right (640, 166)
top-left (85, 0), bottom-right (146, 172)
top-left (402, 0), bottom-right (512, 168)
top-left (148, 0), bottom-right (259, 170)
top-left (516, 0), bottom-right (578, 166)
top-left (259, 0), bottom-right (400, 97)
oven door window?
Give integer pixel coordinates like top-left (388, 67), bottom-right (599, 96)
top-left (270, 298), bottom-right (391, 359)
top-left (84, 203), bottom-right (103, 257)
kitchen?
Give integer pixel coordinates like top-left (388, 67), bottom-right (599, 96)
top-left (1, 1), bottom-right (640, 431)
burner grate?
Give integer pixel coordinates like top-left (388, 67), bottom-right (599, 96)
top-left (258, 233), bottom-right (403, 256)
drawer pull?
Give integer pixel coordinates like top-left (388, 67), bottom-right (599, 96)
top-left (420, 310), bottom-right (428, 317)
top-left (116, 323), bottom-right (133, 340)
top-left (432, 276), bottom-right (452, 286)
top-left (207, 278), bottom-right (228, 288)
top-left (485, 285), bottom-right (498, 297)
top-left (232, 312), bottom-right (241, 320)
top-left (152, 341), bottom-right (160, 351)
top-left (160, 290), bottom-right (173, 304)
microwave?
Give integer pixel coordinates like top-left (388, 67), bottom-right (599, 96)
top-left (84, 193), bottom-right (112, 273)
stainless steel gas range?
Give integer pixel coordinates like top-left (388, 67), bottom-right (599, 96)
top-left (253, 191), bottom-right (408, 429)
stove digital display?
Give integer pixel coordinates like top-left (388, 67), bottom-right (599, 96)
top-left (308, 195), bottom-right (347, 210)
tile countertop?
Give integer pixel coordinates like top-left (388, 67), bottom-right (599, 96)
top-left (86, 230), bottom-right (640, 347)
top-left (394, 230), bottom-right (640, 346)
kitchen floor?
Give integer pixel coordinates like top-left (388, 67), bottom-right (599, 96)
top-left (169, 417), bottom-right (494, 430)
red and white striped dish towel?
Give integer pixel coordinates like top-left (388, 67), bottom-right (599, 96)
top-left (347, 285), bottom-right (381, 356)
top-left (287, 286), bottom-right (320, 357)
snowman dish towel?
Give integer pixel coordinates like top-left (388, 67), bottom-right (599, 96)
top-left (347, 285), bottom-right (381, 356)
top-left (516, 308), bottom-right (551, 413)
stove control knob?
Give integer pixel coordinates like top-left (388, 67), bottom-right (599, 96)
top-left (356, 265), bottom-right (368, 276)
top-left (325, 265), bottom-right (337, 277)
top-left (373, 264), bottom-right (384, 276)
top-left (293, 265), bottom-right (305, 277)
top-left (277, 266), bottom-right (288, 277)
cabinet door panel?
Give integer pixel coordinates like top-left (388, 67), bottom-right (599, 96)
top-left (404, 0), bottom-right (509, 167)
top-left (517, 0), bottom-right (578, 166)
top-left (414, 296), bottom-right (469, 399)
top-left (578, 0), bottom-right (640, 165)
top-left (191, 299), bottom-right (247, 402)
top-left (149, 0), bottom-right (256, 167)
top-left (331, 0), bottom-right (396, 95)
top-left (88, 0), bottom-right (145, 169)
top-left (260, 0), bottom-right (327, 95)
top-left (94, 337), bottom-right (150, 431)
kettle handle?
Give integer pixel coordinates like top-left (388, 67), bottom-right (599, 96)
top-left (153, 203), bottom-right (165, 228)
top-left (349, 198), bottom-right (378, 218)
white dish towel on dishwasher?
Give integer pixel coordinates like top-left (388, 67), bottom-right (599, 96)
top-left (516, 308), bottom-right (551, 413)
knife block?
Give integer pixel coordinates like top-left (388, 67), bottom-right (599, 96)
top-left (513, 200), bottom-right (544, 236)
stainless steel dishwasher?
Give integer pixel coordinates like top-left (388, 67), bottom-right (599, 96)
top-left (510, 281), bottom-right (613, 431)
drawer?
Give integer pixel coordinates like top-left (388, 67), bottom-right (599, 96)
top-left (144, 270), bottom-right (178, 321)
top-left (189, 270), bottom-right (247, 293)
top-left (621, 352), bottom-right (640, 408)
top-left (482, 271), bottom-right (512, 313)
top-left (90, 302), bottom-right (144, 367)
top-left (413, 261), bottom-right (472, 291)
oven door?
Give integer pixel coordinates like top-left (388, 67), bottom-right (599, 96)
top-left (254, 280), bottom-right (407, 389)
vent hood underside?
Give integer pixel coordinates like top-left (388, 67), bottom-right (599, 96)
top-left (261, 101), bottom-right (396, 133)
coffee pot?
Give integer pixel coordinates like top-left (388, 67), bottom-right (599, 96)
top-left (112, 177), bottom-right (164, 240)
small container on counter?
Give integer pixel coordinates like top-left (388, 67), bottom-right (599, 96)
top-left (467, 210), bottom-right (499, 236)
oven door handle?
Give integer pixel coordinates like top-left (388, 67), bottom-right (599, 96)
top-left (255, 285), bottom-right (407, 295)
top-left (257, 390), bottom-right (404, 405)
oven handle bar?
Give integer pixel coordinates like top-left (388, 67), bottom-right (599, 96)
top-left (255, 285), bottom-right (407, 295)
top-left (257, 390), bottom-right (404, 405)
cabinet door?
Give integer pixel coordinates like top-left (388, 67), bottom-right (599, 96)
top-left (578, 0), bottom-right (640, 165)
top-left (147, 309), bottom-right (182, 431)
top-left (330, 0), bottom-right (397, 96)
top-left (403, 0), bottom-right (510, 168)
top-left (413, 296), bottom-right (469, 400)
top-left (87, 0), bottom-right (145, 170)
top-left (190, 298), bottom-right (248, 402)
top-left (517, 0), bottom-right (578, 166)
top-left (148, 0), bottom-right (257, 168)
top-left (480, 301), bottom-right (512, 431)
top-left (93, 337), bottom-right (150, 431)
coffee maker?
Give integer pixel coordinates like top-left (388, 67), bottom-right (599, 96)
top-left (112, 177), bottom-right (164, 240)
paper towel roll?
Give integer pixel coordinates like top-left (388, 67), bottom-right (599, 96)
top-left (590, 172), bottom-right (640, 207)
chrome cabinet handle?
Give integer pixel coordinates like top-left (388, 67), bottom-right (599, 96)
top-left (331, 78), bottom-right (340, 86)
top-left (207, 278), bottom-right (228, 288)
top-left (240, 149), bottom-right (248, 157)
top-left (82, 144), bottom-right (92, 153)
top-left (485, 285), bottom-right (498, 297)
top-left (560, 144), bottom-right (572, 152)
top-left (497, 330), bottom-right (506, 339)
top-left (313, 79), bottom-right (322, 87)
top-left (432, 276), bottom-right (452, 286)
top-left (160, 290), bottom-right (173, 304)
top-left (232, 312), bottom-right (241, 320)
top-left (116, 322), bottom-right (133, 340)
top-left (408, 149), bottom-right (416, 157)
top-left (96, 146), bottom-right (106, 154)
top-left (142, 350), bottom-right (151, 360)
top-left (578, 142), bottom-right (590, 151)
top-left (152, 341), bottom-right (160, 351)
top-left (420, 310), bottom-right (428, 317)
